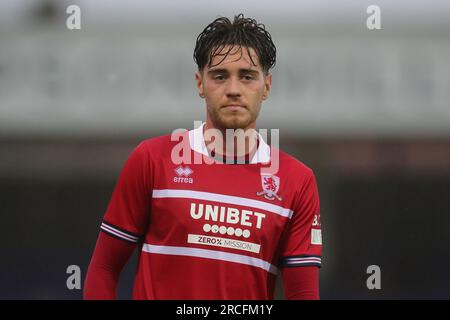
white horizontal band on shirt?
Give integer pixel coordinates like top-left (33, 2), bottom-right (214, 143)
top-left (152, 189), bottom-right (293, 219)
top-left (101, 223), bottom-right (139, 243)
top-left (285, 257), bottom-right (322, 262)
top-left (282, 256), bottom-right (321, 266)
top-left (142, 243), bottom-right (278, 275)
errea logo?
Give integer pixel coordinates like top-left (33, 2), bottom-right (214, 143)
top-left (174, 166), bottom-right (194, 184)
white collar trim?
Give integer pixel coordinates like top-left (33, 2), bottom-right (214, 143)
top-left (188, 122), bottom-right (271, 164)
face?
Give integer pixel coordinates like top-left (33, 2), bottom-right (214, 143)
top-left (195, 45), bottom-right (272, 130)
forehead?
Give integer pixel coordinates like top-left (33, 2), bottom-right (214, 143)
top-left (208, 45), bottom-right (261, 71)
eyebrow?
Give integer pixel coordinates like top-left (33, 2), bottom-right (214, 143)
top-left (207, 68), bottom-right (260, 75)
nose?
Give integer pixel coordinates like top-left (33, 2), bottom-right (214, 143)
top-left (225, 76), bottom-right (241, 98)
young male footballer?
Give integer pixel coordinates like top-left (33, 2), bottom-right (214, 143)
top-left (84, 14), bottom-right (323, 300)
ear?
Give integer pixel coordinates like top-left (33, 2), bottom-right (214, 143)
top-left (262, 73), bottom-right (272, 100)
top-left (195, 70), bottom-right (205, 98)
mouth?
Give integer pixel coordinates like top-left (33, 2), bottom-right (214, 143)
top-left (222, 104), bottom-right (246, 111)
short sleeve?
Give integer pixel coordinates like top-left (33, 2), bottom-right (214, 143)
top-left (278, 170), bottom-right (322, 268)
top-left (100, 141), bottom-right (152, 244)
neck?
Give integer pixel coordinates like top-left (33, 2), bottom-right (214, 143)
top-left (203, 119), bottom-right (259, 159)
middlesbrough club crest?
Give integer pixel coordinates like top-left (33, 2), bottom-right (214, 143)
top-left (256, 175), bottom-right (282, 201)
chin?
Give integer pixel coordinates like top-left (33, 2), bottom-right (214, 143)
top-left (209, 107), bottom-right (257, 130)
top-left (218, 116), bottom-right (252, 130)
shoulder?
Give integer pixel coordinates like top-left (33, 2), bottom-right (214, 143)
top-left (275, 150), bottom-right (320, 209)
top-left (272, 148), bottom-right (318, 198)
top-left (138, 133), bottom-right (176, 149)
top-left (276, 148), bottom-right (315, 178)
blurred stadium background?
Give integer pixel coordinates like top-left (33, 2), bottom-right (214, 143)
top-left (0, 0), bottom-right (449, 299)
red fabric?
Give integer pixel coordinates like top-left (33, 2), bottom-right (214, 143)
top-left (281, 266), bottom-right (320, 300)
top-left (84, 232), bottom-right (136, 300)
top-left (84, 233), bottom-right (319, 300)
top-left (84, 129), bottom-right (322, 299)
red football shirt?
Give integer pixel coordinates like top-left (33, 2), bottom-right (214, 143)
top-left (100, 123), bottom-right (322, 299)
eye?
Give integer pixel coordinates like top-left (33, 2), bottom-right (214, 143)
top-left (214, 75), bottom-right (225, 81)
top-left (243, 74), bottom-right (254, 81)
